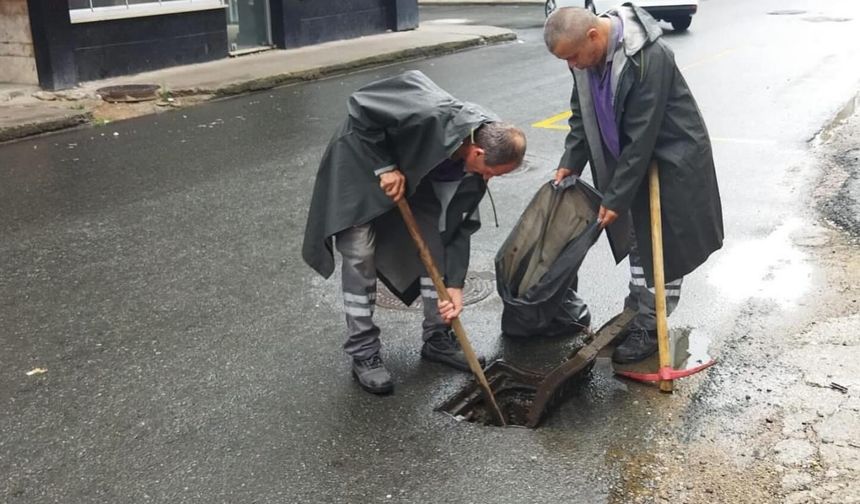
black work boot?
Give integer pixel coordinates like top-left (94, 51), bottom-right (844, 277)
top-left (351, 354), bottom-right (394, 395)
top-left (421, 329), bottom-right (486, 372)
top-left (612, 328), bottom-right (659, 364)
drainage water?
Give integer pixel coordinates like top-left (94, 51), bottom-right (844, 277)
top-left (672, 327), bottom-right (715, 370)
top-left (469, 392), bottom-right (534, 427)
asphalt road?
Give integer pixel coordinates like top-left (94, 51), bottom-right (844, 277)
top-left (2, 1), bottom-right (859, 502)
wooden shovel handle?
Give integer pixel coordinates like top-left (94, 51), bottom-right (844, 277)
top-left (395, 199), bottom-right (507, 426)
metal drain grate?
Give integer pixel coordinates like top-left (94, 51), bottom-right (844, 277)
top-left (376, 271), bottom-right (496, 310)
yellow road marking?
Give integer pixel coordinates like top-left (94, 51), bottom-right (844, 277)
top-left (531, 110), bottom-right (572, 130)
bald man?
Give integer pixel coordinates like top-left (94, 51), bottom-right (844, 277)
top-left (543, 5), bottom-right (723, 363)
top-left (303, 71), bottom-right (526, 394)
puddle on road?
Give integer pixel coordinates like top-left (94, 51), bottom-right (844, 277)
top-left (674, 327), bottom-right (714, 370)
top-left (611, 327), bottom-right (715, 379)
top-left (707, 218), bottom-right (811, 308)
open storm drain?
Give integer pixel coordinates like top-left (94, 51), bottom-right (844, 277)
top-left (438, 310), bottom-right (636, 427)
top-left (376, 270), bottom-right (495, 310)
top-left (437, 358), bottom-right (593, 427)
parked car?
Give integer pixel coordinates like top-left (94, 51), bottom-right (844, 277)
top-left (545, 0), bottom-right (697, 32)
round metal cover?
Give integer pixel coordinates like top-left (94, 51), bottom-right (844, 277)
top-left (96, 84), bottom-right (160, 103)
top-left (766, 9), bottom-right (806, 15)
top-left (376, 271), bottom-right (496, 310)
top-left (802, 16), bottom-right (852, 23)
top-left (504, 153), bottom-right (541, 179)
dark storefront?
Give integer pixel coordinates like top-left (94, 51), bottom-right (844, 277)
top-left (23, 0), bottom-right (418, 90)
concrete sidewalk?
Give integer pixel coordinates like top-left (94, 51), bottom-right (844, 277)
top-left (0, 22), bottom-right (515, 143)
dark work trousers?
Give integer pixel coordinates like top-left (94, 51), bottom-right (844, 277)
top-left (334, 208), bottom-right (447, 361)
top-left (624, 228), bottom-right (683, 331)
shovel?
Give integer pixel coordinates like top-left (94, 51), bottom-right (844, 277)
top-left (396, 199), bottom-right (507, 426)
top-left (615, 161), bottom-right (716, 389)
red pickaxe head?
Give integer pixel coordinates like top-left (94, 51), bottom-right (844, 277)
top-left (615, 359), bottom-right (717, 383)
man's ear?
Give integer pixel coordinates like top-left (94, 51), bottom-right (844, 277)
top-left (469, 144), bottom-right (485, 160)
top-left (587, 27), bottom-right (599, 41)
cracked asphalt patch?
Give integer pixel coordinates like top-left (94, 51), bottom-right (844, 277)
top-left (816, 96), bottom-right (860, 240)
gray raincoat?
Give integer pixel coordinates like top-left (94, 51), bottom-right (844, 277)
top-left (560, 4), bottom-right (724, 284)
top-left (302, 71), bottom-right (495, 303)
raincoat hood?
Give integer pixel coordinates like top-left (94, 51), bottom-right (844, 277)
top-left (613, 3), bottom-right (663, 57)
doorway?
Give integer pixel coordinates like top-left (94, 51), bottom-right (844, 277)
top-left (227, 0), bottom-right (272, 54)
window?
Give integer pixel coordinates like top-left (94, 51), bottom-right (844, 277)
top-left (69, 0), bottom-right (227, 24)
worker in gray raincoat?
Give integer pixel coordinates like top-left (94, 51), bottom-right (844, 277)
top-left (302, 70), bottom-right (526, 395)
top-left (543, 5), bottom-right (723, 363)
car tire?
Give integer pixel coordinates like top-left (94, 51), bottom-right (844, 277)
top-left (670, 15), bottom-right (692, 31)
top-left (585, 0), bottom-right (596, 13)
top-left (545, 0), bottom-right (556, 17)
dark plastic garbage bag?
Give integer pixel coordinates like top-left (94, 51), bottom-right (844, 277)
top-left (495, 177), bottom-right (603, 337)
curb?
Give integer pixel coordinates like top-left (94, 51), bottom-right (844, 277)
top-left (0, 32), bottom-right (516, 143)
top-left (211, 33), bottom-right (517, 97)
top-left (0, 111), bottom-right (92, 143)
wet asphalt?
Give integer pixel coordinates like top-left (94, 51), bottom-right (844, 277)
top-left (2, 1), bottom-right (860, 502)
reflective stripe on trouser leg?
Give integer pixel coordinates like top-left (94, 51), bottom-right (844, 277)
top-left (420, 276), bottom-right (447, 341)
top-left (403, 183), bottom-right (449, 342)
top-left (335, 224), bottom-right (381, 360)
top-left (624, 234), bottom-right (683, 331)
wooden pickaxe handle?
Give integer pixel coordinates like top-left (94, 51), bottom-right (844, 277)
top-left (395, 199), bottom-right (507, 426)
top-left (648, 161), bottom-right (674, 393)
top-left (617, 162), bottom-right (716, 388)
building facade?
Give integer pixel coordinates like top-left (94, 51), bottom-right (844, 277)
top-left (0, 0), bottom-right (418, 90)
top-left (1, 0), bottom-right (40, 86)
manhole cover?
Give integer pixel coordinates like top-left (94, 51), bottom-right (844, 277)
top-left (376, 271), bottom-right (495, 310)
top-left (766, 9), bottom-right (806, 15)
top-left (505, 153), bottom-right (544, 179)
top-left (802, 16), bottom-right (852, 23)
top-left (96, 84), bottom-right (160, 103)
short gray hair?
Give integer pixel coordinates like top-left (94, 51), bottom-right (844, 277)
top-left (475, 122), bottom-right (526, 168)
top-left (544, 7), bottom-right (599, 53)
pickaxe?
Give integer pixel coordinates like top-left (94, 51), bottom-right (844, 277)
top-left (614, 162), bottom-right (716, 391)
